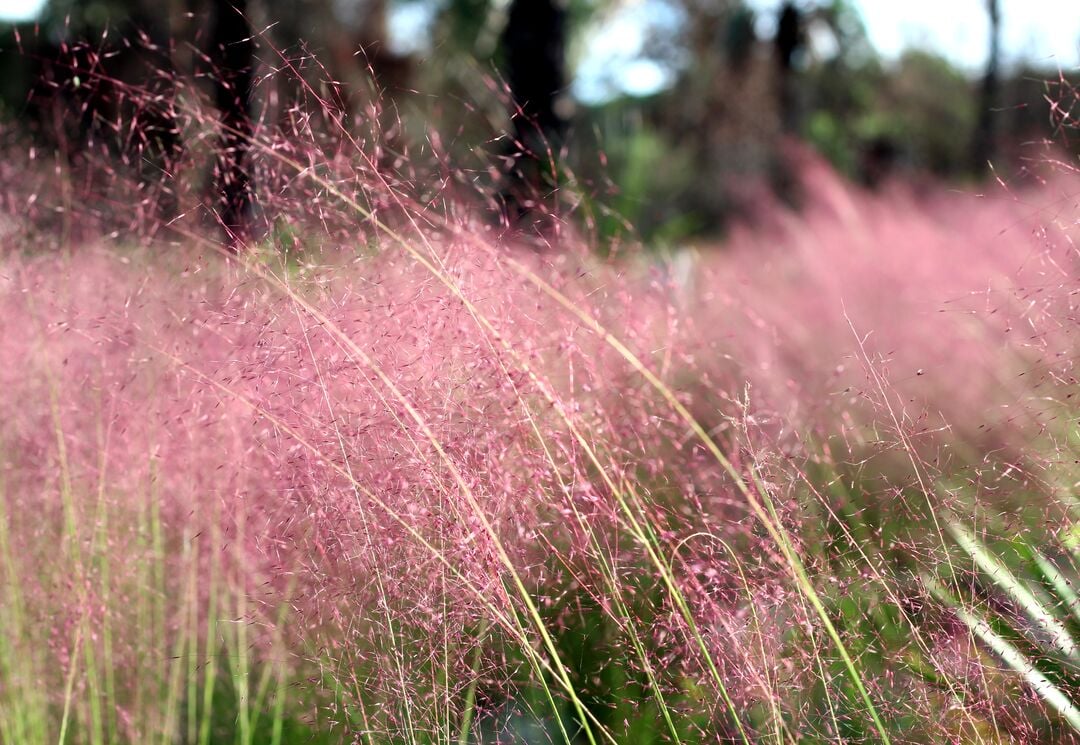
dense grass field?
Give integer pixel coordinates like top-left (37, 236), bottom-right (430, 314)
top-left (3, 99), bottom-right (1080, 743)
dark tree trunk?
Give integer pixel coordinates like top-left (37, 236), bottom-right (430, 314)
top-left (131, 6), bottom-right (184, 222)
top-left (972, 0), bottom-right (1001, 174)
top-left (209, 0), bottom-right (255, 249)
top-left (499, 0), bottom-right (567, 231)
top-left (775, 2), bottom-right (803, 134)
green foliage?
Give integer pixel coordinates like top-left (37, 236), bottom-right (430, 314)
top-left (803, 48), bottom-right (977, 180)
top-left (573, 112), bottom-right (703, 246)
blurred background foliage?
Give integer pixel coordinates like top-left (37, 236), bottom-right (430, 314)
top-left (0, 0), bottom-right (1075, 246)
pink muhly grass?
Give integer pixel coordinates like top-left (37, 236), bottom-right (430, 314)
top-left (1, 33), bottom-right (1079, 744)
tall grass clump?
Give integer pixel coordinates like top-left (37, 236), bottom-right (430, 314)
top-left (1, 30), bottom-right (1080, 743)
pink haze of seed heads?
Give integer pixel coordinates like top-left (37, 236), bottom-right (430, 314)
top-left (1, 46), bottom-right (1080, 743)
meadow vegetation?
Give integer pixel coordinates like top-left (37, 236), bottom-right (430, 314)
top-left (1, 52), bottom-right (1080, 745)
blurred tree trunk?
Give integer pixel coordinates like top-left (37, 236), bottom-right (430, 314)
top-left (299, 0), bottom-right (407, 107)
top-left (775, 1), bottom-right (802, 134)
top-left (499, 0), bottom-right (568, 231)
top-left (325, 0), bottom-right (413, 152)
top-left (131, 2), bottom-right (185, 222)
top-left (972, 0), bottom-right (1001, 173)
top-left (209, 0), bottom-right (255, 248)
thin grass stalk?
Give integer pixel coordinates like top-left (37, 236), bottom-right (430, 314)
top-left (925, 576), bottom-right (1080, 734)
top-left (948, 522), bottom-right (1077, 659)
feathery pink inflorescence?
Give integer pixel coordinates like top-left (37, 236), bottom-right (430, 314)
top-left (1, 42), bottom-right (1079, 742)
